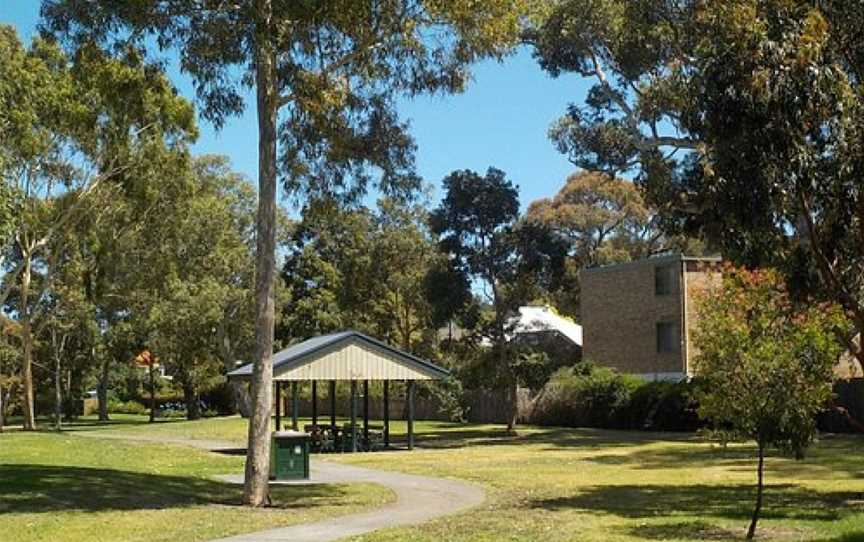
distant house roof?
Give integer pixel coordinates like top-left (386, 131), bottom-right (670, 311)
top-left (510, 306), bottom-right (582, 346)
top-left (228, 330), bottom-right (450, 381)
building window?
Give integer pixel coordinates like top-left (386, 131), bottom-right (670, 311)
top-left (655, 265), bottom-right (675, 295)
top-left (657, 322), bottom-right (680, 353)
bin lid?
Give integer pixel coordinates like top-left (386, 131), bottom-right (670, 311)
top-left (273, 430), bottom-right (310, 438)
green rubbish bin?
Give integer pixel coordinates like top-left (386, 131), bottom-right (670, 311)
top-left (270, 431), bottom-right (310, 480)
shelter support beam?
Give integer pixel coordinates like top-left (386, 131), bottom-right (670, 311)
top-left (275, 381), bottom-right (282, 431)
top-left (407, 380), bottom-right (415, 451)
top-left (350, 381), bottom-right (358, 452)
top-left (330, 380), bottom-right (337, 429)
top-left (291, 381), bottom-right (299, 431)
top-left (363, 380), bottom-right (369, 448)
top-left (383, 380), bottom-right (390, 447)
top-left (311, 381), bottom-right (318, 426)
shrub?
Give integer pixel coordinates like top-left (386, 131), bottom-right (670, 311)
top-left (530, 364), bottom-right (640, 428)
top-left (425, 377), bottom-right (466, 423)
top-left (618, 379), bottom-right (703, 431)
top-left (107, 399), bottom-right (148, 415)
top-left (201, 383), bottom-right (236, 416)
top-left (529, 364), bottom-right (705, 431)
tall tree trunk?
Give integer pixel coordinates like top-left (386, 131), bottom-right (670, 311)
top-left (97, 355), bottom-right (110, 422)
top-left (20, 254), bottom-right (36, 431)
top-left (54, 350), bottom-right (63, 431)
top-left (0, 371), bottom-right (5, 433)
top-left (233, 384), bottom-right (253, 418)
top-left (218, 321), bottom-right (253, 417)
top-left (492, 282), bottom-right (517, 434)
top-left (183, 381), bottom-right (201, 421)
top-left (148, 362), bottom-right (156, 423)
top-left (505, 370), bottom-right (518, 433)
top-left (747, 440), bottom-right (766, 540)
top-left (51, 330), bottom-right (67, 431)
top-left (244, 0), bottom-right (277, 507)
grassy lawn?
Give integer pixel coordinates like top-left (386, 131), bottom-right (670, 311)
top-left (329, 425), bottom-right (864, 542)
top-left (3, 416), bottom-right (864, 541)
top-left (0, 425), bottom-right (392, 542)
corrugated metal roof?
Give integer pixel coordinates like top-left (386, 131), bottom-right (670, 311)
top-left (227, 330), bottom-right (449, 381)
top-left (512, 306), bottom-right (583, 346)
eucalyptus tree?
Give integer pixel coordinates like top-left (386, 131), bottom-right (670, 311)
top-left (279, 199), bottom-right (374, 340)
top-left (42, 0), bottom-right (533, 503)
top-left (0, 28), bottom-right (195, 428)
top-left (280, 198), bottom-right (439, 352)
top-left (525, 171), bottom-right (708, 316)
top-left (37, 242), bottom-right (96, 431)
top-left (0, 314), bottom-right (20, 432)
top-left (146, 156), bottom-right (259, 420)
top-left (369, 198), bottom-right (439, 352)
top-left (529, 1), bottom-right (864, 363)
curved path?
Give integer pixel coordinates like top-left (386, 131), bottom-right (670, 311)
top-left (212, 461), bottom-right (485, 542)
top-left (75, 431), bottom-right (485, 542)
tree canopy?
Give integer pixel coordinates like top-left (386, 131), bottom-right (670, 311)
top-left (529, 0), bottom-right (864, 362)
top-left (41, 0), bottom-right (535, 504)
top-left (524, 171), bottom-right (707, 315)
top-left (431, 167), bottom-right (562, 432)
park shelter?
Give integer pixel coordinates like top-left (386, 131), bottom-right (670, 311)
top-left (228, 330), bottom-right (450, 451)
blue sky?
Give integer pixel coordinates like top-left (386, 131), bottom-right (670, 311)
top-left (3, 2), bottom-right (590, 211)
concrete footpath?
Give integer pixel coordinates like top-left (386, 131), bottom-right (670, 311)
top-left (76, 430), bottom-right (485, 541)
top-left (211, 460), bottom-right (485, 542)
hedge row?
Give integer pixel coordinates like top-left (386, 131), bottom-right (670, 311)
top-left (528, 364), bottom-right (703, 431)
top-left (529, 365), bottom-right (864, 433)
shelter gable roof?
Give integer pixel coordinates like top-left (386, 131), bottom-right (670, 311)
top-left (228, 330), bottom-right (449, 380)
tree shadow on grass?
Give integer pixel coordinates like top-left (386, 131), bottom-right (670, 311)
top-left (530, 483), bottom-right (864, 524)
top-left (817, 535), bottom-right (864, 542)
top-left (56, 418), bottom-right (183, 434)
top-left (414, 426), bottom-right (694, 451)
top-left (628, 521), bottom-right (741, 541)
top-left (0, 464), bottom-right (356, 514)
top-left (583, 435), bottom-right (864, 480)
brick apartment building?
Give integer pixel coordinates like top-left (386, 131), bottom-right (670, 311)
top-left (580, 254), bottom-right (722, 381)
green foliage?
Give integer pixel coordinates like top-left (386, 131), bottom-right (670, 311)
top-left (530, 364), bottom-right (641, 428)
top-left (528, 0), bottom-right (696, 177)
top-left (528, 363), bottom-right (705, 431)
top-left (694, 266), bottom-right (846, 454)
top-left (524, 171), bottom-right (707, 316)
top-left (693, 265), bottom-right (847, 538)
top-left (529, 0), bottom-right (864, 362)
top-left (106, 398), bottom-right (147, 416)
top-left (41, 0), bottom-right (530, 201)
top-left (619, 379), bottom-right (703, 432)
top-left (279, 197), bottom-right (440, 353)
top-left (430, 167), bottom-right (567, 429)
top-left (422, 377), bottom-right (466, 423)
top-left (141, 156), bottom-right (260, 418)
top-left (0, 24), bottom-right (198, 428)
